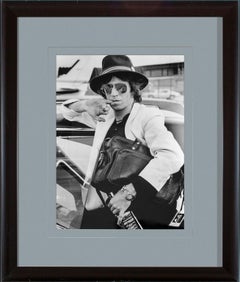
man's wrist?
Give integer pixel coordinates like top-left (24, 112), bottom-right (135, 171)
top-left (121, 185), bottom-right (137, 202)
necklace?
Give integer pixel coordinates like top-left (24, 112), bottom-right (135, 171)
top-left (115, 119), bottom-right (123, 124)
top-left (115, 112), bottom-right (131, 124)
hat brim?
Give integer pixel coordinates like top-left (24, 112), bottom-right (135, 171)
top-left (90, 70), bottom-right (148, 94)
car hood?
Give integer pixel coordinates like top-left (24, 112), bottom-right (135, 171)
top-left (57, 138), bottom-right (92, 175)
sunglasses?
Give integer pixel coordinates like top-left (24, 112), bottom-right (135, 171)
top-left (99, 82), bottom-right (128, 96)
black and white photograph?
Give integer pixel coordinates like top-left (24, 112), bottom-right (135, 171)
top-left (56, 55), bottom-right (184, 230)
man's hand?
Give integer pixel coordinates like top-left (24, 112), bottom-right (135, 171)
top-left (84, 98), bottom-right (111, 122)
top-left (107, 183), bottom-right (136, 217)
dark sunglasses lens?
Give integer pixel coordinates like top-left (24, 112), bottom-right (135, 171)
top-left (100, 84), bottom-right (112, 95)
top-left (115, 83), bottom-right (127, 94)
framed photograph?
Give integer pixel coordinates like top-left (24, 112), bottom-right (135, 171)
top-left (1, 1), bottom-right (238, 281)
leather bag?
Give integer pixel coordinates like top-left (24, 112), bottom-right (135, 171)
top-left (155, 166), bottom-right (184, 205)
top-left (92, 136), bottom-right (152, 187)
top-left (92, 135), bottom-right (184, 206)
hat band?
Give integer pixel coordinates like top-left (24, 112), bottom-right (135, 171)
top-left (102, 65), bottom-right (135, 75)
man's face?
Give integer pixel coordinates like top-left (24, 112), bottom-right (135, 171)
top-left (100, 76), bottom-right (134, 111)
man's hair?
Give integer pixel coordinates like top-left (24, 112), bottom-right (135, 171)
top-left (98, 73), bottom-right (142, 103)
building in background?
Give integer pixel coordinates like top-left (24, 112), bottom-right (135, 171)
top-left (139, 62), bottom-right (184, 96)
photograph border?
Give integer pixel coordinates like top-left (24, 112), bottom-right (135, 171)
top-left (1, 1), bottom-right (238, 281)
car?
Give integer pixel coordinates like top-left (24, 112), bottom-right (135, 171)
top-left (142, 88), bottom-right (182, 100)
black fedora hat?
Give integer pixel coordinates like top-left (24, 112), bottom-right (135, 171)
top-left (90, 55), bottom-right (148, 93)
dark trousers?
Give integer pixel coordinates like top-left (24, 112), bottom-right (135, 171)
top-left (81, 198), bottom-right (178, 229)
top-left (81, 207), bottom-right (119, 229)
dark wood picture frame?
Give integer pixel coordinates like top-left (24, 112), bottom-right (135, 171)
top-left (1, 1), bottom-right (238, 281)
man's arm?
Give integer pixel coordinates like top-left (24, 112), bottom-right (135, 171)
top-left (60, 98), bottom-right (111, 128)
top-left (68, 98), bottom-right (111, 121)
top-left (140, 113), bottom-right (184, 191)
